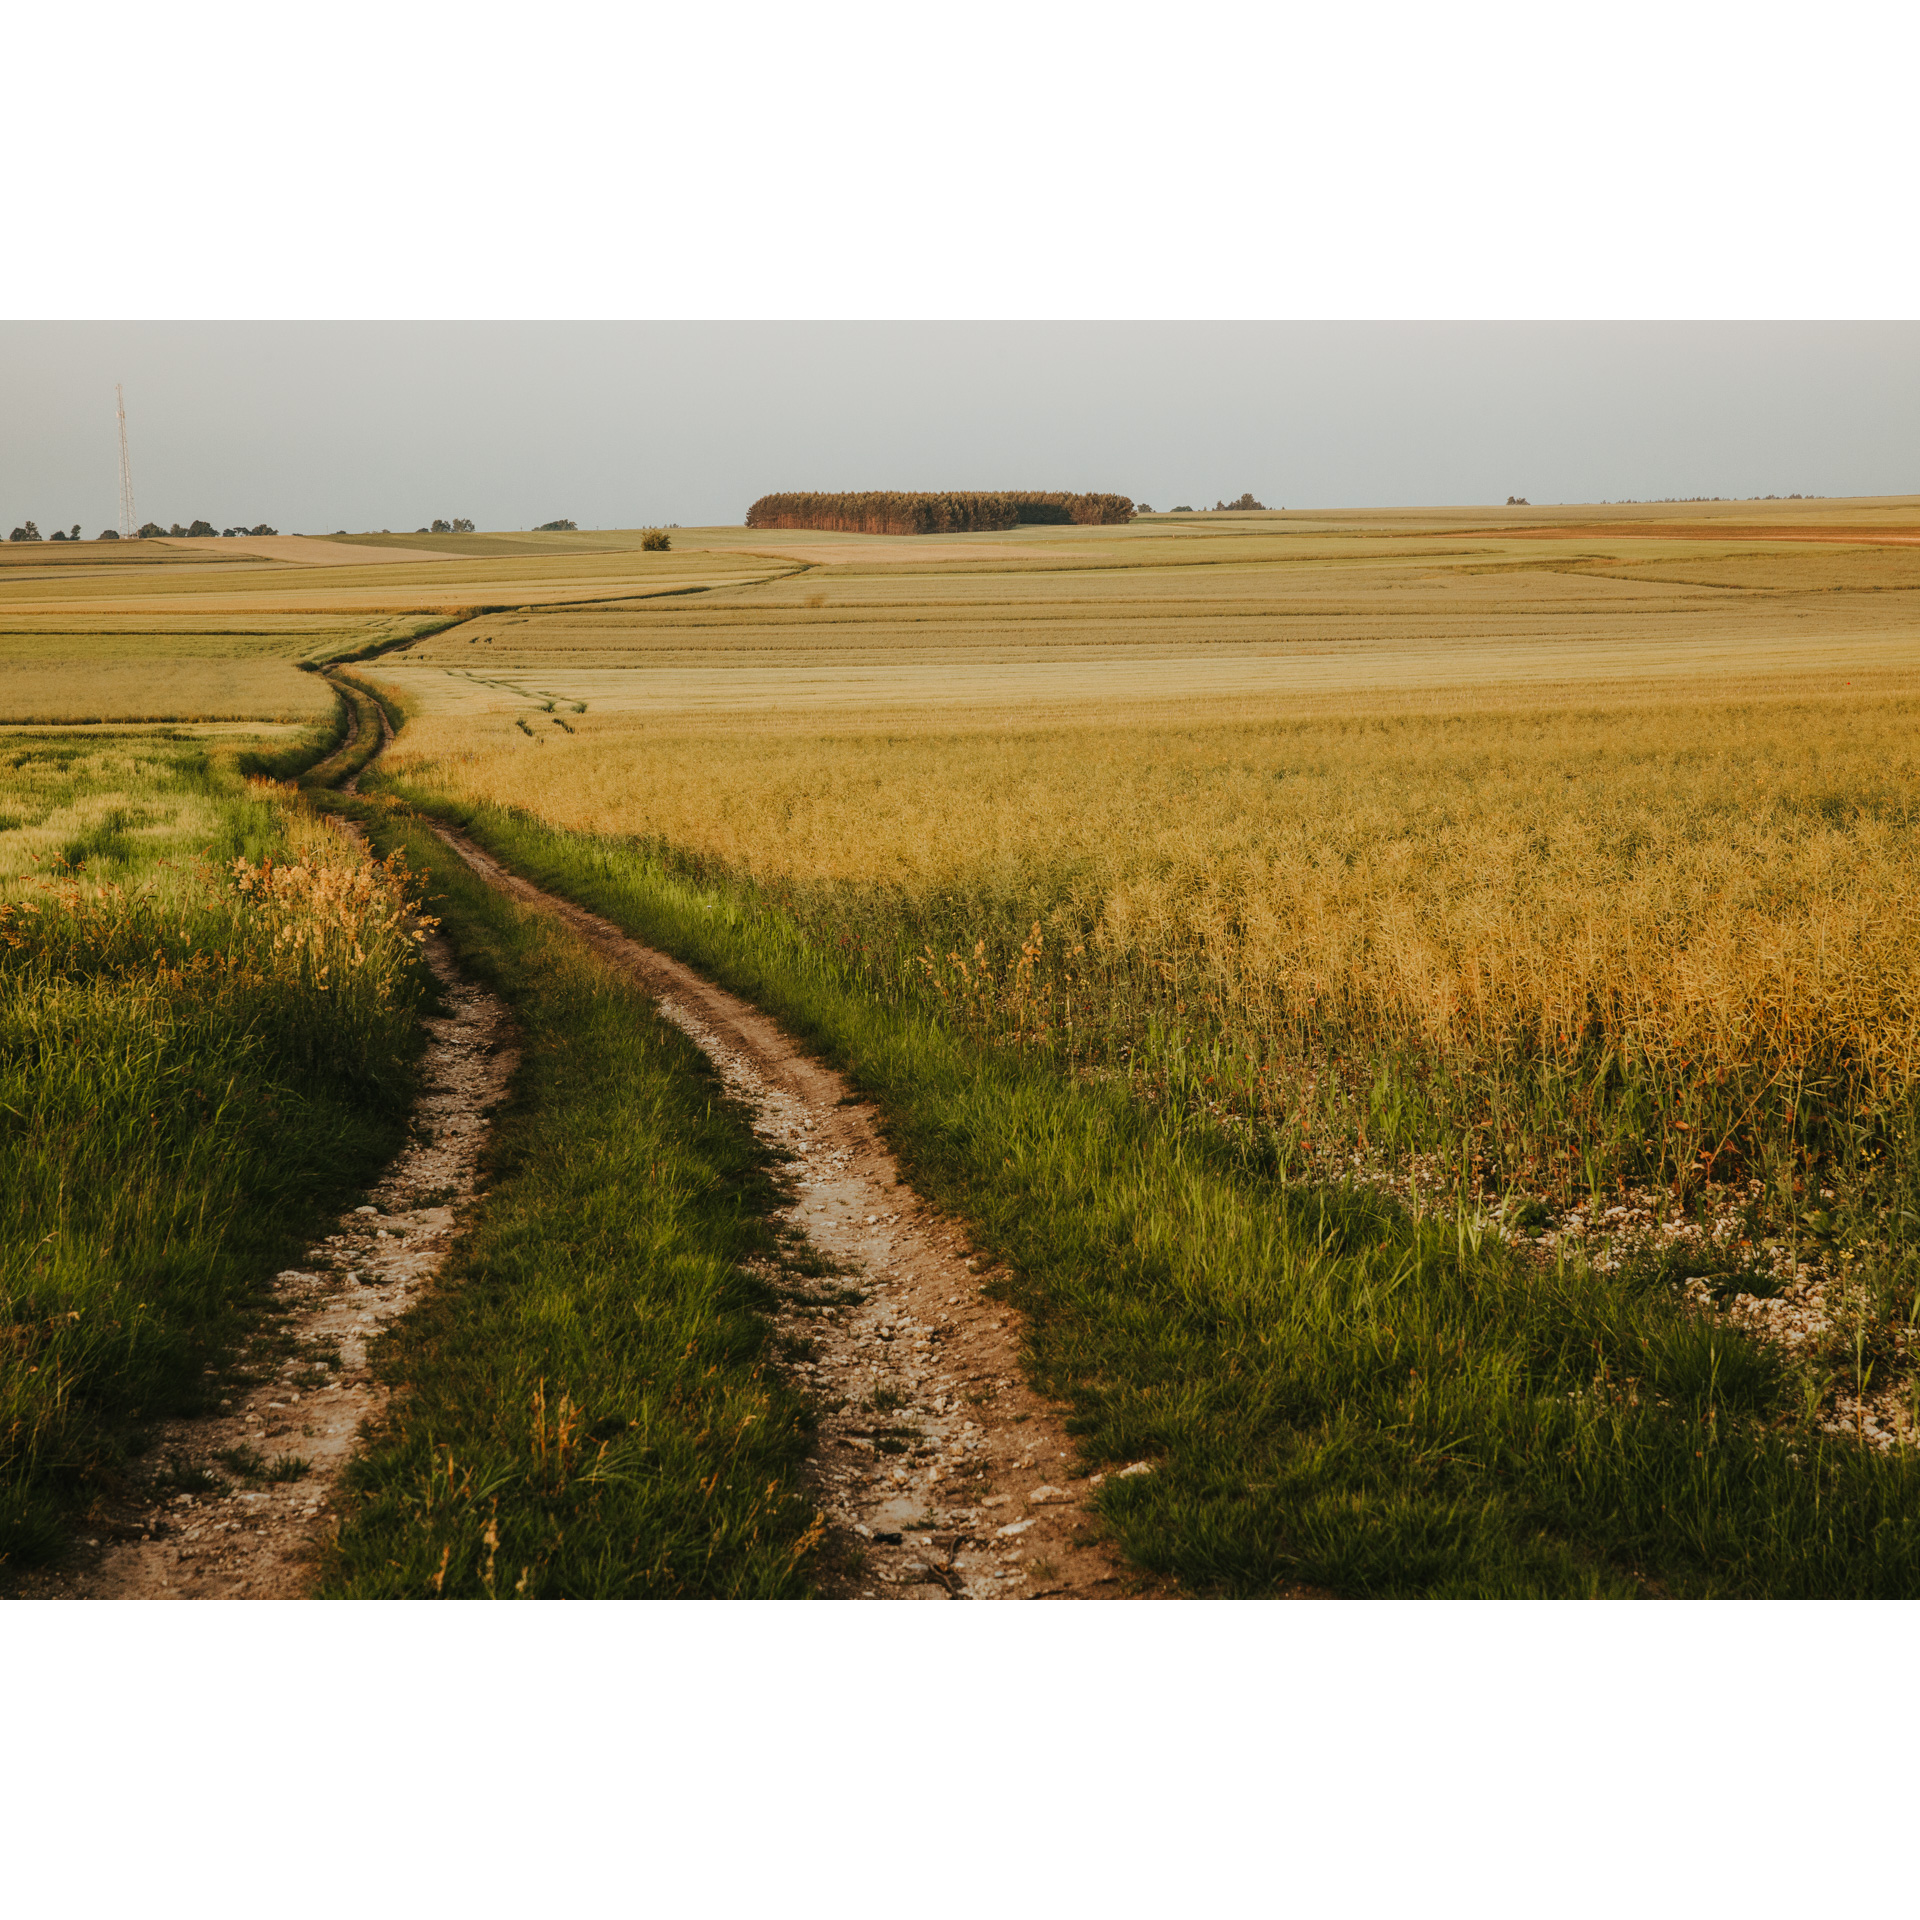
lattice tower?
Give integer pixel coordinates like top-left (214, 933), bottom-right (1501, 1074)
top-left (116, 384), bottom-right (136, 540)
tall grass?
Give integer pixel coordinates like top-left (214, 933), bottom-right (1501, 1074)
top-left (377, 792), bottom-right (1920, 1595)
top-left (380, 697), bottom-right (1920, 1225)
top-left (0, 763), bottom-right (427, 1565)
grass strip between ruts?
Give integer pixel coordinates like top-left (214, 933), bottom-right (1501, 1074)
top-left (320, 813), bottom-right (820, 1598)
top-left (370, 789), bottom-right (1920, 1598)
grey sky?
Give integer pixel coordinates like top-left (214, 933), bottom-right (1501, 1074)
top-left (3, 323), bottom-right (1915, 537)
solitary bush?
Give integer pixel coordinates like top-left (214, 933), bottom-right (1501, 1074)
top-left (640, 529), bottom-right (670, 551)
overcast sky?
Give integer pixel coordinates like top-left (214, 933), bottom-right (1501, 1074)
top-left (4, 322), bottom-right (1915, 536)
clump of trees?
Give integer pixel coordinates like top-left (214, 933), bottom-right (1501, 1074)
top-left (744, 491), bottom-right (1136, 535)
top-left (427, 518), bottom-right (475, 534)
top-left (1506, 495), bottom-right (1530, 506)
top-left (221, 525), bottom-right (279, 536)
top-left (7, 522), bottom-right (41, 541)
top-left (640, 529), bottom-right (670, 551)
top-left (1215, 494), bottom-right (1266, 511)
top-left (535, 518), bottom-right (578, 533)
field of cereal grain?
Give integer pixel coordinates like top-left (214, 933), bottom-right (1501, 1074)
top-left (13, 503), bottom-right (1920, 1593)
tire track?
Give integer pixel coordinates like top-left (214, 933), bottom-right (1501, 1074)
top-left (425, 823), bottom-right (1157, 1599)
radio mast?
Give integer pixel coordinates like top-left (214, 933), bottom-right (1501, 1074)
top-left (115, 384), bottom-right (136, 539)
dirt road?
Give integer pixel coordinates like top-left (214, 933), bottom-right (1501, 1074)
top-left (29, 667), bottom-right (1149, 1598)
top-left (427, 823), bottom-right (1153, 1599)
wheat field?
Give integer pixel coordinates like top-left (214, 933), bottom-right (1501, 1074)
top-left (351, 499), bottom-right (1920, 1221)
top-left (10, 506), bottom-right (1920, 1197)
top-left (9, 503), bottom-right (1920, 1584)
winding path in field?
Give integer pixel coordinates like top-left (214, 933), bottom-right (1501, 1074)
top-left (339, 676), bottom-right (1151, 1596)
top-left (421, 816), bottom-right (1152, 1599)
top-left (35, 673), bottom-right (1152, 1598)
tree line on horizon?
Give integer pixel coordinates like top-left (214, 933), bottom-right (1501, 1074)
top-left (9, 519), bottom-right (272, 541)
top-left (744, 490), bottom-right (1136, 535)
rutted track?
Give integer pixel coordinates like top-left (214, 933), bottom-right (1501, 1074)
top-left (420, 821), bottom-right (1155, 1599)
top-left (340, 670), bottom-right (1153, 1597)
top-left (360, 628), bottom-right (1168, 1591)
top-left (37, 661), bottom-right (1154, 1599)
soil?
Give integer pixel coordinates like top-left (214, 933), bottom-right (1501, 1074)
top-left (427, 824), bottom-right (1164, 1600)
top-left (18, 931), bottom-right (516, 1599)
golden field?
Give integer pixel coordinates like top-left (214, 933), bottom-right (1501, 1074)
top-left (0, 530), bottom-right (784, 722)
top-left (9, 503), bottom-right (1920, 1201)
top-left (352, 500), bottom-right (1920, 1187)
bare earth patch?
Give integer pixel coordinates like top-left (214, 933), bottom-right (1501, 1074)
top-left (431, 824), bottom-right (1163, 1600)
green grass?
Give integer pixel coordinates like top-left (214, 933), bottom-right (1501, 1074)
top-left (318, 812), bottom-right (823, 1598)
top-left (373, 787), bottom-right (1920, 1597)
top-left (0, 740), bottom-right (426, 1570)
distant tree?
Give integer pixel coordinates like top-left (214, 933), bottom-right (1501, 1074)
top-left (248, 524), bottom-right (277, 536)
top-left (69, 524), bottom-right (80, 541)
top-left (186, 519), bottom-right (216, 537)
top-left (99, 528), bottom-right (120, 540)
top-left (452, 517), bottom-right (474, 533)
top-left (1170, 505), bottom-right (1193, 513)
top-left (1505, 495), bottom-right (1530, 506)
top-left (431, 518), bottom-right (451, 534)
top-left (168, 523), bottom-right (186, 536)
top-left (49, 529), bottom-right (66, 541)
top-left (137, 521), bottom-right (165, 538)
top-left (640, 528), bottom-right (670, 551)
top-left (1136, 503), bottom-right (1154, 514)
top-left (535, 518), bottom-right (578, 532)
top-left (8, 521), bottom-right (41, 541)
